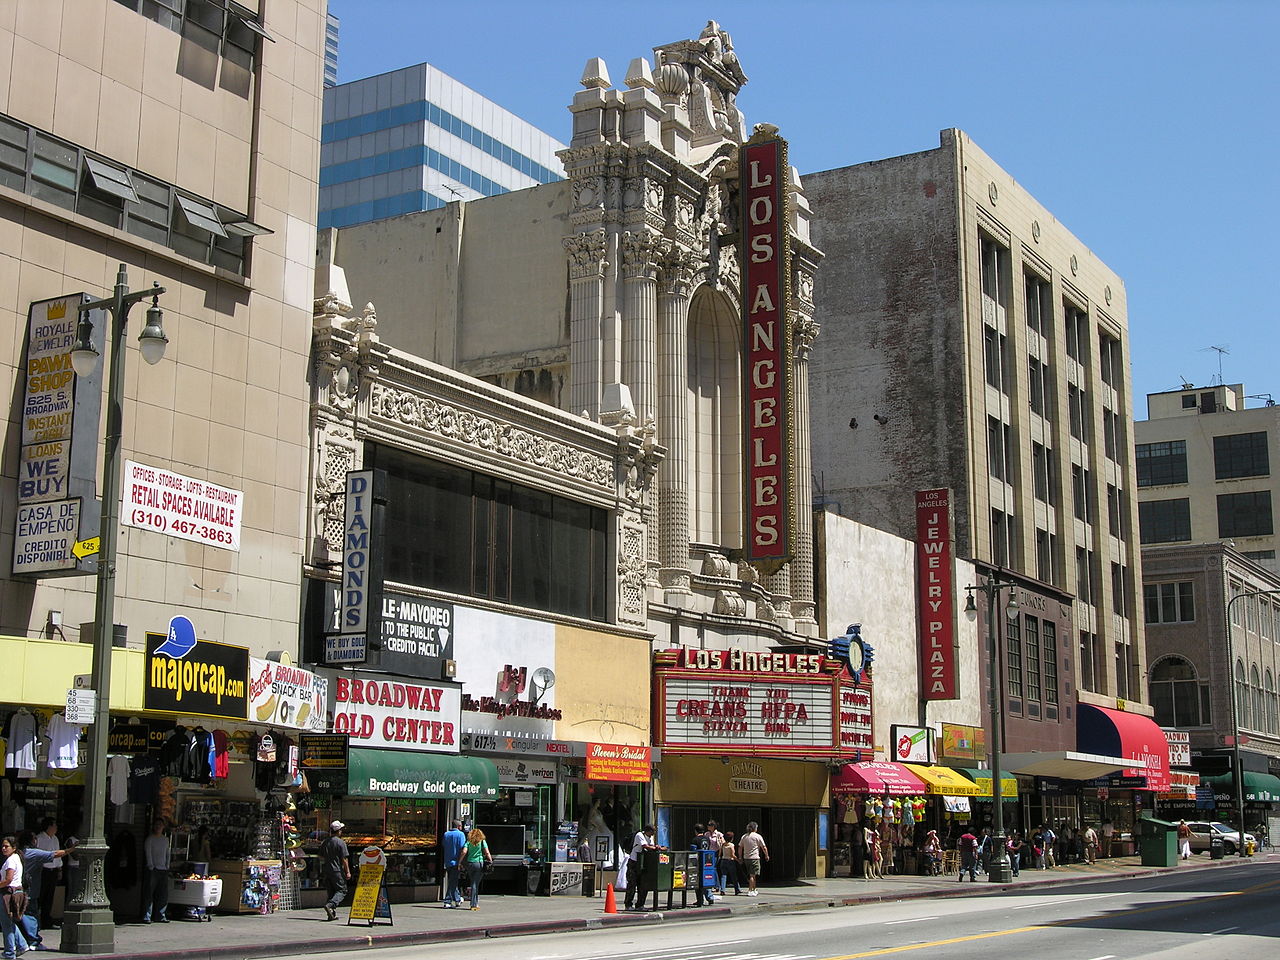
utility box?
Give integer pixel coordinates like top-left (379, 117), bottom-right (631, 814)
top-left (1139, 817), bottom-right (1177, 867)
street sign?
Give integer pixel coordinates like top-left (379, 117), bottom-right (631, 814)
top-left (74, 674), bottom-right (92, 689)
top-left (66, 688), bottom-right (96, 724)
top-left (72, 537), bottom-right (100, 559)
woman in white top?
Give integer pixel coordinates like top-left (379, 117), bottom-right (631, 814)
top-left (1, 835), bottom-right (25, 959)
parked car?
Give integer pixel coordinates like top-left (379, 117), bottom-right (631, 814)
top-left (1185, 821), bottom-right (1256, 855)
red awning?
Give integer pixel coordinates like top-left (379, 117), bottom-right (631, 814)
top-left (1077, 704), bottom-right (1171, 791)
top-left (832, 761), bottom-right (926, 796)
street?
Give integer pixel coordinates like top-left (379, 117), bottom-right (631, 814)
top-left (270, 861), bottom-right (1280, 960)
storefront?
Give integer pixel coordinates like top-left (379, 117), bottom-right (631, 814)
top-left (652, 647), bottom-right (840, 880)
top-left (1202, 770), bottom-right (1280, 838)
top-left (1075, 704), bottom-right (1172, 854)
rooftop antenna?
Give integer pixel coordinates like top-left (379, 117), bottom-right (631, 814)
top-left (1178, 375), bottom-right (1193, 390)
top-left (1200, 344), bottom-right (1230, 386)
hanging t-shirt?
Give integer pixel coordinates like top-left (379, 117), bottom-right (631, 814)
top-left (46, 713), bottom-right (84, 770)
top-left (128, 757), bottom-right (162, 804)
top-left (5, 711), bottom-right (38, 776)
top-left (212, 730), bottom-right (230, 779)
top-left (108, 755), bottom-right (131, 805)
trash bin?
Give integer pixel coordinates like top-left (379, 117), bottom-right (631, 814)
top-left (1138, 817), bottom-right (1178, 867)
top-left (1209, 834), bottom-right (1225, 860)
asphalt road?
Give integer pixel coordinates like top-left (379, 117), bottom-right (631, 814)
top-left (273, 860), bottom-right (1280, 960)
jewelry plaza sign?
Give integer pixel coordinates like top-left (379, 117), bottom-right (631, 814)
top-left (740, 132), bottom-right (793, 571)
top-left (916, 488), bottom-right (958, 700)
top-left (653, 648), bottom-right (839, 757)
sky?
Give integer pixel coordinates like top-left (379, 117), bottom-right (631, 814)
top-left (327, 0), bottom-right (1279, 417)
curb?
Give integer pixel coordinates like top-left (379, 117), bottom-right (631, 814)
top-left (84, 855), bottom-right (1268, 960)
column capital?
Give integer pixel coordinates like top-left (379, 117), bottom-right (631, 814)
top-left (563, 228), bottom-right (609, 280)
top-left (621, 229), bottom-right (663, 279)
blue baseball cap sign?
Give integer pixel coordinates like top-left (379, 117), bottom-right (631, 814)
top-left (154, 615), bottom-right (197, 659)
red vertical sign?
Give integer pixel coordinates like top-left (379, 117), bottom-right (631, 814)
top-left (741, 136), bottom-right (791, 568)
top-left (916, 489), bottom-right (957, 700)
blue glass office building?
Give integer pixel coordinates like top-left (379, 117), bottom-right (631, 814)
top-left (319, 63), bottom-right (565, 229)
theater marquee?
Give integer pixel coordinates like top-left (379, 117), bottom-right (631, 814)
top-left (740, 132), bottom-right (793, 571)
top-left (653, 647), bottom-right (839, 757)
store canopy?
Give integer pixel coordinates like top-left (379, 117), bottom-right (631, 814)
top-left (1077, 704), bottom-right (1171, 791)
top-left (1000, 750), bottom-right (1139, 781)
top-left (956, 767), bottom-right (1019, 799)
top-left (347, 749), bottom-right (499, 800)
top-left (903, 764), bottom-right (984, 797)
top-left (832, 761), bottom-right (926, 796)
top-left (1204, 771), bottom-right (1280, 803)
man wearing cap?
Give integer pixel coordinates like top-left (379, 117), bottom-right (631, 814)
top-left (319, 820), bottom-right (350, 921)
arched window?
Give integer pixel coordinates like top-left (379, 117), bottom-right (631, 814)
top-left (686, 286), bottom-right (741, 548)
top-left (1236, 659), bottom-right (1251, 729)
top-left (1251, 664), bottom-right (1264, 734)
top-left (1149, 656), bottom-right (1207, 727)
top-left (1266, 669), bottom-right (1278, 735)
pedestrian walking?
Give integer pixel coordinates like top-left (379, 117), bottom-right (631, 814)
top-left (441, 819), bottom-right (466, 907)
top-left (1, 836), bottom-right (27, 960)
top-left (15, 831), bottom-right (74, 950)
top-left (319, 820), bottom-right (350, 921)
top-left (32, 820), bottom-right (59, 931)
top-left (1177, 820), bottom-right (1192, 860)
top-left (922, 829), bottom-right (943, 876)
top-left (1006, 834), bottom-right (1025, 877)
top-left (737, 822), bottom-right (769, 896)
top-left (718, 831), bottom-right (742, 894)
top-left (462, 828), bottom-right (492, 910)
top-left (958, 829), bottom-right (979, 881)
top-left (1083, 824), bottom-right (1099, 864)
top-left (141, 820), bottom-right (171, 924)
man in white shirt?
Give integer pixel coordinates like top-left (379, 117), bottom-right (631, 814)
top-left (737, 822), bottom-right (770, 896)
top-left (34, 818), bottom-right (60, 929)
top-left (624, 825), bottom-right (655, 911)
top-left (141, 820), bottom-right (171, 923)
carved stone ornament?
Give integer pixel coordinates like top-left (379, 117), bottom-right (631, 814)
top-left (621, 230), bottom-right (663, 279)
top-left (701, 552), bottom-right (732, 578)
top-left (795, 270), bottom-right (815, 305)
top-left (563, 228), bottom-right (609, 280)
top-left (714, 589), bottom-right (747, 617)
top-left (314, 430), bottom-right (356, 553)
top-left (659, 246), bottom-right (699, 296)
top-left (369, 382), bottom-right (613, 488)
top-left (794, 316), bottom-right (820, 358)
top-left (617, 523), bottom-right (648, 623)
top-left (573, 176), bottom-right (604, 211)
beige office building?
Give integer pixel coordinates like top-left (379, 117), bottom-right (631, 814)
top-left (1135, 383), bottom-right (1278, 573)
top-left (805, 132), bottom-right (1147, 752)
top-left (0, 0), bottom-right (325, 653)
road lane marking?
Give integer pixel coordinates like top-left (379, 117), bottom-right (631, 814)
top-left (883, 917), bottom-right (937, 925)
top-left (1085, 955), bottom-right (1116, 960)
top-left (1010, 892), bottom-right (1125, 909)
top-left (1205, 926), bottom-right (1239, 935)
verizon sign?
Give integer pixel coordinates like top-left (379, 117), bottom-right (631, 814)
top-left (740, 134), bottom-right (792, 570)
top-left (917, 489), bottom-right (957, 699)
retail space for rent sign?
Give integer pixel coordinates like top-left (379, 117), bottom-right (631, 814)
top-left (122, 460), bottom-right (242, 550)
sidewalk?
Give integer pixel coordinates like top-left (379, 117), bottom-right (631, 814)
top-left (77, 850), bottom-right (1277, 960)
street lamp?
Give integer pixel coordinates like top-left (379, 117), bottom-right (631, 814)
top-left (61, 264), bottom-right (167, 955)
top-left (1223, 585), bottom-right (1280, 860)
top-left (964, 575), bottom-right (1019, 883)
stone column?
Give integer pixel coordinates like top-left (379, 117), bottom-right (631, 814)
top-left (656, 246), bottom-right (695, 600)
top-left (563, 228), bottom-right (608, 419)
top-left (621, 229), bottom-right (661, 428)
top-left (790, 312), bottom-right (821, 633)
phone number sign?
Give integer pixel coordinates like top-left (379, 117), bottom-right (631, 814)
top-left (122, 460), bottom-right (242, 551)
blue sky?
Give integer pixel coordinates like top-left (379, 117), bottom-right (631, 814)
top-left (328, 0), bottom-right (1278, 416)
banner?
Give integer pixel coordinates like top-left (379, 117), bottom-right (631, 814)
top-left (122, 460), bottom-right (242, 551)
top-left (585, 743), bottom-right (651, 783)
top-left (916, 489), bottom-right (957, 699)
top-left (249, 658), bottom-right (327, 730)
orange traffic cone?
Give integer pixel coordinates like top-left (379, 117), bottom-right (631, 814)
top-left (603, 883), bottom-right (618, 914)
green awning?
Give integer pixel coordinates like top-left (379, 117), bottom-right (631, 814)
top-left (957, 767), bottom-right (1019, 800)
top-left (347, 749), bottom-right (499, 800)
top-left (1205, 771), bottom-right (1280, 803)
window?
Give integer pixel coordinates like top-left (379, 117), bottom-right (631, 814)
top-left (1065, 302), bottom-right (1089, 363)
top-left (984, 327), bottom-right (1009, 393)
top-left (1251, 664), bottom-right (1264, 734)
top-left (1025, 271), bottom-right (1053, 338)
top-left (992, 509), bottom-right (1016, 567)
top-left (1150, 656), bottom-right (1208, 727)
top-left (1072, 464), bottom-right (1087, 519)
top-left (1236, 660), bottom-right (1250, 729)
top-left (112, 0), bottom-right (267, 72)
top-left (987, 416), bottom-right (1011, 481)
top-left (1107, 484), bottom-right (1121, 536)
top-left (374, 445), bottom-right (610, 622)
top-left (1028, 358), bottom-right (1052, 419)
top-left (1144, 581), bottom-right (1195, 623)
top-left (1007, 613), bottom-right (1023, 701)
top-left (1200, 391), bottom-right (1218, 415)
top-left (1230, 581), bottom-right (1243, 624)
top-left (1099, 332), bottom-right (1122, 389)
top-left (1136, 440), bottom-right (1188, 487)
top-left (1217, 491), bottom-right (1274, 539)
top-left (1102, 408), bottom-right (1120, 462)
top-left (1182, 394), bottom-right (1197, 409)
top-left (1076, 547), bottom-right (1092, 605)
top-left (1024, 616), bottom-right (1042, 703)
top-left (0, 111), bottom-right (260, 273)
top-left (1079, 630), bottom-right (1096, 692)
top-left (1032, 443), bottom-right (1049, 502)
top-left (1111, 562), bottom-right (1126, 617)
top-left (1035, 528), bottom-right (1053, 583)
top-left (1243, 549), bottom-right (1276, 563)
top-left (1266, 669), bottom-right (1278, 735)
top-left (1213, 432), bottom-right (1270, 480)
top-left (1043, 621), bottom-right (1059, 707)
top-left (1139, 498), bottom-right (1192, 544)
top-left (1115, 641), bottom-right (1131, 700)
top-left (980, 235), bottom-right (1010, 308)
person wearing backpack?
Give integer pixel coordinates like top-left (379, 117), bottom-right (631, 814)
top-left (462, 828), bottom-right (493, 910)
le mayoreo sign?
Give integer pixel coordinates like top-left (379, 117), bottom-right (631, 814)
top-left (740, 132), bottom-right (793, 572)
top-left (916, 489), bottom-right (958, 700)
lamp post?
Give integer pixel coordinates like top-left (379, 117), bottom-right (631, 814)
top-left (964, 575), bottom-right (1019, 883)
top-left (1223, 585), bottom-right (1280, 859)
top-left (61, 264), bottom-right (168, 954)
